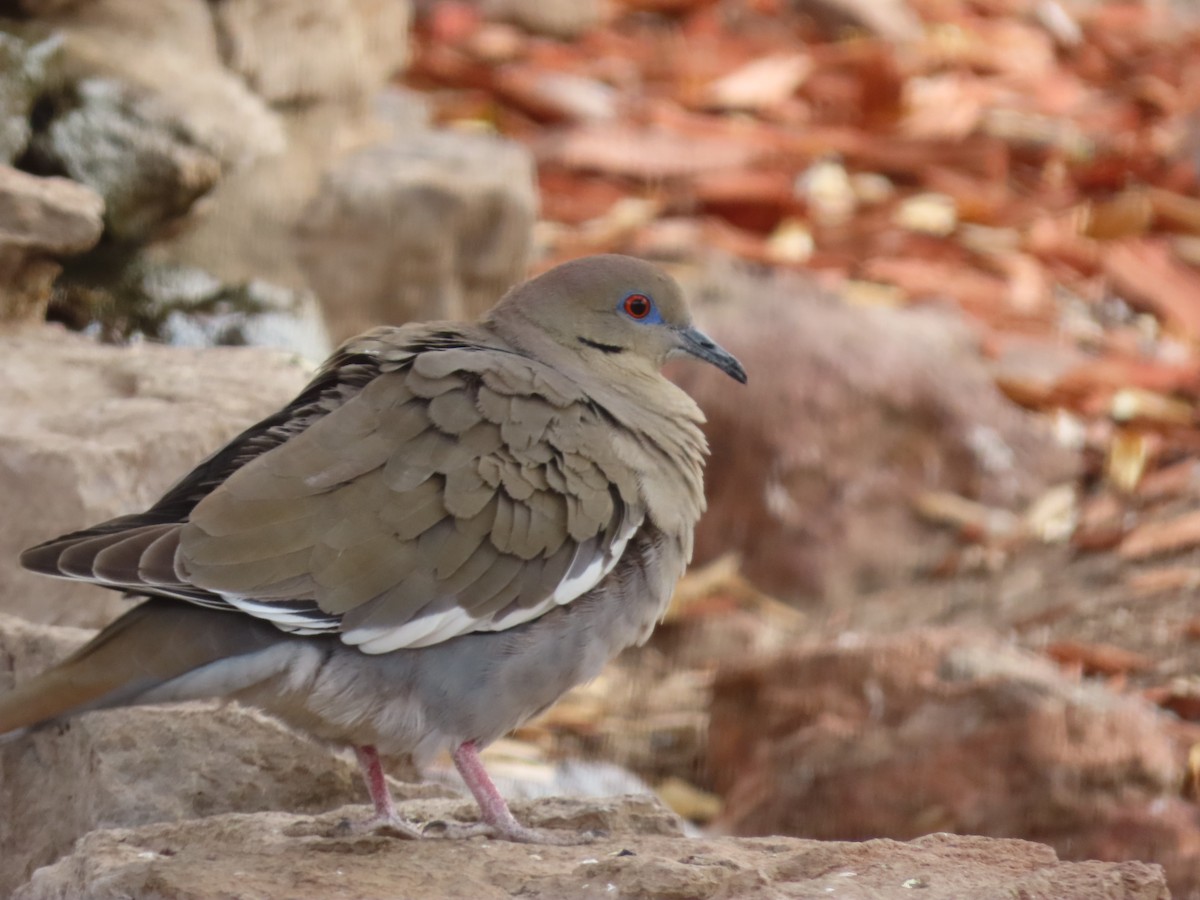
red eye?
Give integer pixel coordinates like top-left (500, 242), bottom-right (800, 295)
top-left (623, 293), bottom-right (652, 319)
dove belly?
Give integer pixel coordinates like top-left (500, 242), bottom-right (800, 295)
top-left (146, 530), bottom-right (684, 760)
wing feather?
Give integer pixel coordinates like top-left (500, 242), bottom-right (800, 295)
top-left (21, 327), bottom-right (653, 654)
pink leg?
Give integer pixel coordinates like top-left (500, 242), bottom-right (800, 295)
top-left (452, 740), bottom-right (525, 834)
top-left (353, 745), bottom-right (423, 838)
top-left (448, 740), bottom-right (595, 845)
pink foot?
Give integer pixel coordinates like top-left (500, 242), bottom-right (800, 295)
top-left (352, 745), bottom-right (424, 839)
top-left (426, 741), bottom-right (598, 845)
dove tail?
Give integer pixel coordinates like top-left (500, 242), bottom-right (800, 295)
top-left (0, 600), bottom-right (289, 736)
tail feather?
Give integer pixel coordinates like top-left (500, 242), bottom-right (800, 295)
top-left (0, 601), bottom-right (286, 736)
top-left (21, 523), bottom-right (183, 585)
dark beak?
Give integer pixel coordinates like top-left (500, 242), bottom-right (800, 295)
top-left (676, 326), bottom-right (747, 384)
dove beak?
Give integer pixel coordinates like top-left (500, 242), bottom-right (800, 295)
top-left (675, 326), bottom-right (747, 384)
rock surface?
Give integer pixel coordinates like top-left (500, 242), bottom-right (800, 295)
top-left (27, 78), bottom-right (222, 242)
top-left (297, 128), bottom-right (538, 342)
top-left (0, 33), bottom-right (56, 164)
top-left (674, 267), bottom-right (1080, 601)
top-left (0, 165), bottom-right (103, 323)
top-left (0, 613), bottom-right (434, 897)
top-left (213, 0), bottom-right (410, 104)
top-left (0, 326), bottom-right (310, 628)
top-left (0, 1), bottom-right (541, 349)
top-left (37, 0), bottom-right (286, 169)
top-left (13, 803), bottom-right (1168, 900)
top-left (709, 628), bottom-right (1200, 888)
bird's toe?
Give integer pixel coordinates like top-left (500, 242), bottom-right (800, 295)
top-left (349, 812), bottom-right (426, 840)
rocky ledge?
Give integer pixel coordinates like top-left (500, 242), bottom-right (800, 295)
top-left (13, 797), bottom-right (1168, 900)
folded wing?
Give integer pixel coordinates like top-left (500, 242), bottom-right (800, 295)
top-left (21, 330), bottom-right (647, 653)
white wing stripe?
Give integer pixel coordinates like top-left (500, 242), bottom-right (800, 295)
top-left (342, 508), bottom-right (645, 654)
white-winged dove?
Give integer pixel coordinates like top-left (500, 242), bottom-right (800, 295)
top-left (0, 254), bottom-right (745, 844)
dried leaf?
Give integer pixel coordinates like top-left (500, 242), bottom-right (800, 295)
top-left (1044, 639), bottom-right (1153, 676)
top-left (1105, 428), bottom-right (1150, 493)
top-left (798, 158), bottom-right (856, 227)
top-left (1079, 190), bottom-right (1155, 241)
top-left (656, 776), bottom-right (723, 823)
top-left (913, 491), bottom-right (1019, 539)
top-left (1110, 388), bottom-right (1195, 427)
top-left (705, 53), bottom-right (813, 111)
top-left (495, 68), bottom-right (617, 122)
top-left (1148, 187), bottom-right (1200, 235)
top-left (1023, 484), bottom-right (1078, 542)
top-left (1103, 239), bottom-right (1200, 340)
top-left (1120, 509), bottom-right (1200, 561)
top-left (765, 218), bottom-right (814, 264)
top-left (893, 192), bottom-right (958, 236)
top-left (840, 279), bottom-right (906, 308)
top-left (1127, 567), bottom-right (1200, 599)
top-left (540, 123), bottom-right (764, 180)
top-left (1136, 459), bottom-right (1200, 501)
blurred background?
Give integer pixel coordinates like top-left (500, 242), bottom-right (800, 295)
top-left (3, 0), bottom-right (1200, 895)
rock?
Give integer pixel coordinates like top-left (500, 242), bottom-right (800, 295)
top-left (0, 164), bottom-right (103, 322)
top-left (0, 33), bottom-right (58, 164)
top-left (51, 260), bottom-right (332, 359)
top-left (483, 0), bottom-right (603, 40)
top-left (148, 268), bottom-right (331, 359)
top-left (13, 805), bottom-right (1167, 900)
top-left (297, 129), bottom-right (537, 341)
top-left (34, 0), bottom-right (286, 168)
top-left (0, 614), bottom-right (431, 897)
top-left (25, 78), bottom-right (222, 242)
top-left (0, 166), bottom-right (101, 256)
top-left (143, 90), bottom-right (426, 329)
top-left (709, 628), bottom-right (1200, 893)
top-left (671, 267), bottom-right (1080, 601)
top-left (145, 98), bottom-right (397, 302)
top-left (213, 0), bottom-right (411, 104)
top-left (0, 326), bottom-right (310, 628)
top-left (7, 0), bottom-right (513, 354)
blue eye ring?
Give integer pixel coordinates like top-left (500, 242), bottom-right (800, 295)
top-left (620, 293), bottom-right (662, 323)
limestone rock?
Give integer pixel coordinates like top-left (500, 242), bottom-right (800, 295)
top-left (0, 166), bottom-right (101, 256)
top-left (0, 326), bottom-right (310, 628)
top-left (297, 129), bottom-right (537, 341)
top-left (0, 614), bottom-right (432, 897)
top-left (51, 260), bottom-right (333, 359)
top-left (37, 0), bottom-right (286, 168)
top-left (213, 0), bottom-right (411, 104)
top-left (0, 34), bottom-right (58, 164)
top-left (149, 269), bottom-right (331, 359)
top-left (145, 98), bottom-right (398, 300)
top-left (673, 267), bottom-right (1080, 601)
top-left (709, 628), bottom-right (1200, 893)
top-left (5, 0), bottom-right (511, 353)
top-left (13, 805), bottom-right (1168, 900)
top-left (26, 78), bottom-right (221, 242)
top-left (0, 164), bottom-right (103, 322)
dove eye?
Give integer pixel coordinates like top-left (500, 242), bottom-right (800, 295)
top-left (622, 293), bottom-right (653, 320)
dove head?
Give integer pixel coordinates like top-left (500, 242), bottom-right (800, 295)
top-left (487, 255), bottom-right (747, 384)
